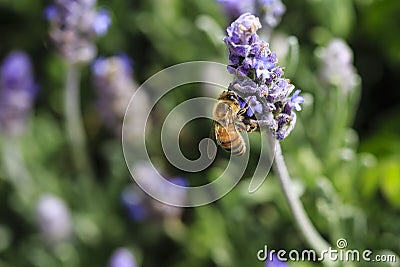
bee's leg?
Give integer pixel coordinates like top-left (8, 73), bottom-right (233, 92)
top-left (247, 121), bottom-right (259, 132)
top-left (237, 108), bottom-right (247, 116)
top-left (234, 121), bottom-right (247, 132)
top-left (242, 118), bottom-right (259, 133)
top-left (237, 99), bottom-right (251, 116)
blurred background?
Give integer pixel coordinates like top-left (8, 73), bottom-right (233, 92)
top-left (0, 0), bottom-right (399, 266)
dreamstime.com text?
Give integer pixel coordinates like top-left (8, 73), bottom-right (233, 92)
top-left (257, 238), bottom-right (398, 263)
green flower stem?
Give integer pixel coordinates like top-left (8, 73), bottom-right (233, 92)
top-left (274, 142), bottom-right (333, 263)
top-left (285, 36), bottom-right (299, 78)
top-left (2, 138), bottom-right (35, 205)
top-left (65, 64), bottom-right (94, 180)
top-left (261, 27), bottom-right (272, 43)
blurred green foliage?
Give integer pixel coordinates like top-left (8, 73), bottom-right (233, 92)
top-left (0, 0), bottom-right (399, 267)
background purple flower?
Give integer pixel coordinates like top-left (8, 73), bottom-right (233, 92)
top-left (35, 194), bottom-right (72, 245)
top-left (109, 248), bottom-right (137, 267)
top-left (216, 0), bottom-right (286, 28)
top-left (121, 162), bottom-right (188, 221)
top-left (121, 186), bottom-right (149, 222)
top-left (260, 0), bottom-right (286, 28)
top-left (91, 55), bottom-right (149, 138)
top-left (93, 8), bottom-right (112, 36)
top-left (0, 51), bottom-right (37, 137)
top-left (216, 0), bottom-right (255, 21)
top-left (318, 38), bottom-right (359, 93)
top-left (45, 0), bottom-right (111, 63)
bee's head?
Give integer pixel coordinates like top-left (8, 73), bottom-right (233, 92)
top-left (219, 90), bottom-right (239, 104)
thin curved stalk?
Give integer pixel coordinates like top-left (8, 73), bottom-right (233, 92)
top-left (65, 64), bottom-right (94, 179)
top-left (274, 142), bottom-right (334, 264)
top-left (2, 138), bottom-right (35, 204)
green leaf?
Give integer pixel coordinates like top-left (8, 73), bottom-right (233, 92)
top-left (359, 162), bottom-right (380, 199)
top-left (380, 157), bottom-right (400, 207)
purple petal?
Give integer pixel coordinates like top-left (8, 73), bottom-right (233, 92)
top-left (93, 8), bottom-right (112, 36)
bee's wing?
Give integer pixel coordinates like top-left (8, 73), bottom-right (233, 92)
top-left (207, 120), bottom-right (219, 159)
top-left (207, 103), bottom-right (237, 159)
top-left (226, 105), bottom-right (243, 133)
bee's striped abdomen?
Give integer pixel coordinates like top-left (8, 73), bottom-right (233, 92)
top-left (216, 123), bottom-right (245, 156)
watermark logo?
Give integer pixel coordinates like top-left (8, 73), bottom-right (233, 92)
top-left (257, 238), bottom-right (398, 263)
top-left (336, 238), bottom-right (347, 249)
top-left (122, 61), bottom-right (276, 207)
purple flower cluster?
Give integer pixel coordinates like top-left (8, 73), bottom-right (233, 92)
top-left (45, 0), bottom-right (111, 64)
top-left (92, 55), bottom-right (140, 136)
top-left (121, 162), bottom-right (187, 221)
top-left (91, 55), bottom-right (151, 139)
top-left (0, 51), bottom-right (37, 137)
top-left (216, 0), bottom-right (286, 28)
top-left (224, 13), bottom-right (303, 140)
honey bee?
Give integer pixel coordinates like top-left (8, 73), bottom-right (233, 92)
top-left (209, 90), bottom-right (255, 156)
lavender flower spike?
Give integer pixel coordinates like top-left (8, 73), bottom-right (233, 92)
top-left (318, 38), bottom-right (359, 93)
top-left (224, 13), bottom-right (303, 140)
top-left (0, 51), bottom-right (37, 137)
top-left (92, 55), bottom-right (149, 138)
top-left (45, 0), bottom-right (112, 64)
